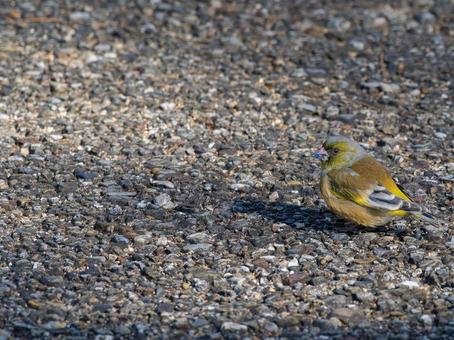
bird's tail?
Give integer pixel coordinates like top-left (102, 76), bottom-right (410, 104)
top-left (401, 201), bottom-right (439, 225)
top-left (418, 212), bottom-right (439, 224)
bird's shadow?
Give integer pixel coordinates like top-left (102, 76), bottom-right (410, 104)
top-left (232, 197), bottom-right (390, 234)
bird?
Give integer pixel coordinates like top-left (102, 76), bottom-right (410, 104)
top-left (313, 135), bottom-right (437, 227)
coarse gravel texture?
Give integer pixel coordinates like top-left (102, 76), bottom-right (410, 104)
top-left (0, 0), bottom-right (453, 339)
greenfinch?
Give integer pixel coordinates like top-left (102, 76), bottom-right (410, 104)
top-left (314, 135), bottom-right (436, 227)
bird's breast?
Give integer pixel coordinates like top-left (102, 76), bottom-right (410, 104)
top-left (319, 173), bottom-right (390, 227)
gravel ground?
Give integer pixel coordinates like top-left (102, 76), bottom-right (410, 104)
top-left (0, 0), bottom-right (453, 338)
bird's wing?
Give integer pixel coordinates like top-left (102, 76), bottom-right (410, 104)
top-left (365, 185), bottom-right (416, 212)
top-left (350, 156), bottom-right (411, 201)
top-left (327, 156), bottom-right (418, 213)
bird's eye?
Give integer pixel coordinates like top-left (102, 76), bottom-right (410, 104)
top-left (332, 148), bottom-right (339, 154)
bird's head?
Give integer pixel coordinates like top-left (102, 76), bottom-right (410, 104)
top-left (314, 135), bottom-right (366, 170)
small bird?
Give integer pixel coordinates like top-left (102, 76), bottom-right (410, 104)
top-left (313, 135), bottom-right (437, 227)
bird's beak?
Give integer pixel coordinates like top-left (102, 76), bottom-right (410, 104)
top-left (313, 147), bottom-right (328, 161)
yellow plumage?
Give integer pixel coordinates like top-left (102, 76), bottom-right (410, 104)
top-left (314, 136), bottom-right (437, 227)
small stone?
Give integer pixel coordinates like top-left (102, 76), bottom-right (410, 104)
top-left (253, 259), bottom-right (270, 269)
top-left (420, 314), bottom-right (433, 328)
top-left (85, 54), bottom-right (101, 64)
top-left (337, 113), bottom-right (356, 124)
top-left (55, 182), bottom-right (78, 194)
top-left (26, 299), bottom-right (42, 309)
top-left (268, 191), bottom-right (279, 202)
top-left (0, 329), bottom-right (11, 340)
top-left (353, 290), bottom-right (375, 303)
top-left (379, 83), bottom-right (400, 94)
top-left (0, 180), bottom-right (8, 190)
top-left (422, 224), bottom-right (444, 240)
top-left (360, 81), bottom-right (400, 94)
top-left (154, 193), bottom-right (175, 209)
top-left (328, 317), bottom-right (343, 328)
top-left (39, 275), bottom-right (64, 287)
top-left (184, 243), bottom-right (212, 252)
top-left (114, 326), bottom-right (131, 336)
top-left (160, 102), bottom-right (176, 111)
top-left (94, 334), bottom-right (114, 340)
top-left (292, 68), bottom-right (307, 78)
top-left (141, 23), bottom-right (156, 34)
top-left (260, 255), bottom-right (276, 262)
top-left (349, 39), bottom-right (365, 50)
top-left (330, 307), bottom-right (361, 324)
top-left (187, 232), bottom-right (211, 243)
top-left (324, 295), bottom-right (347, 306)
top-left (229, 183), bottom-right (250, 191)
top-left (151, 180), bottom-right (175, 189)
top-left (156, 236), bottom-right (168, 246)
top-left (43, 321), bottom-right (67, 329)
top-left (328, 17), bottom-right (351, 32)
top-left (156, 303), bottom-right (174, 314)
top-left (286, 273), bottom-right (307, 285)
top-left (415, 11), bottom-right (436, 24)
top-left (90, 256), bottom-right (107, 263)
top-left (74, 169), bottom-right (97, 180)
top-left (288, 258), bottom-right (299, 267)
top-left (263, 321), bottom-right (279, 335)
top-left (399, 280), bottom-right (420, 289)
top-left (134, 234), bottom-right (154, 245)
top-left (301, 103), bottom-right (317, 113)
top-left (136, 200), bottom-right (151, 209)
top-left (192, 318), bottom-right (209, 328)
top-left (69, 11), bottom-right (90, 21)
top-left (221, 322), bottom-right (248, 332)
top-left (8, 155), bottom-right (24, 162)
top-left (112, 235), bottom-right (129, 245)
top-left (313, 318), bottom-right (336, 331)
top-left (325, 105), bottom-right (340, 118)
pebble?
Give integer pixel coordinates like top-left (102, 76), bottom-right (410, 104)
top-left (192, 318), bottom-right (210, 328)
top-left (350, 39), bottom-right (365, 51)
top-left (328, 17), bottom-right (351, 32)
top-left (156, 236), bottom-right (168, 246)
top-left (379, 83), bottom-right (401, 93)
top-left (183, 243), bottom-right (213, 252)
top-left (74, 169), bottom-right (97, 180)
top-left (399, 281), bottom-right (421, 289)
top-left (221, 322), bottom-right (248, 332)
top-left (301, 103), bottom-right (318, 113)
top-left (160, 102), bottom-right (176, 111)
top-left (263, 321), bottom-right (279, 335)
top-left (361, 81), bottom-right (401, 93)
top-left (69, 11), bottom-right (91, 21)
top-left (287, 258), bottom-right (300, 267)
top-left (325, 105), bottom-right (340, 118)
top-left (187, 232), bottom-right (211, 243)
top-left (134, 234), bottom-right (153, 245)
top-left (0, 180), bottom-right (8, 190)
top-left (229, 183), bottom-right (250, 191)
top-left (154, 193), bottom-right (175, 209)
top-left (420, 314), bottom-right (433, 328)
top-left (151, 180), bottom-right (175, 189)
top-left (0, 329), bottom-right (11, 340)
top-left (415, 11), bottom-right (436, 24)
top-left (331, 307), bottom-right (361, 324)
top-left (112, 235), bottom-right (129, 245)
